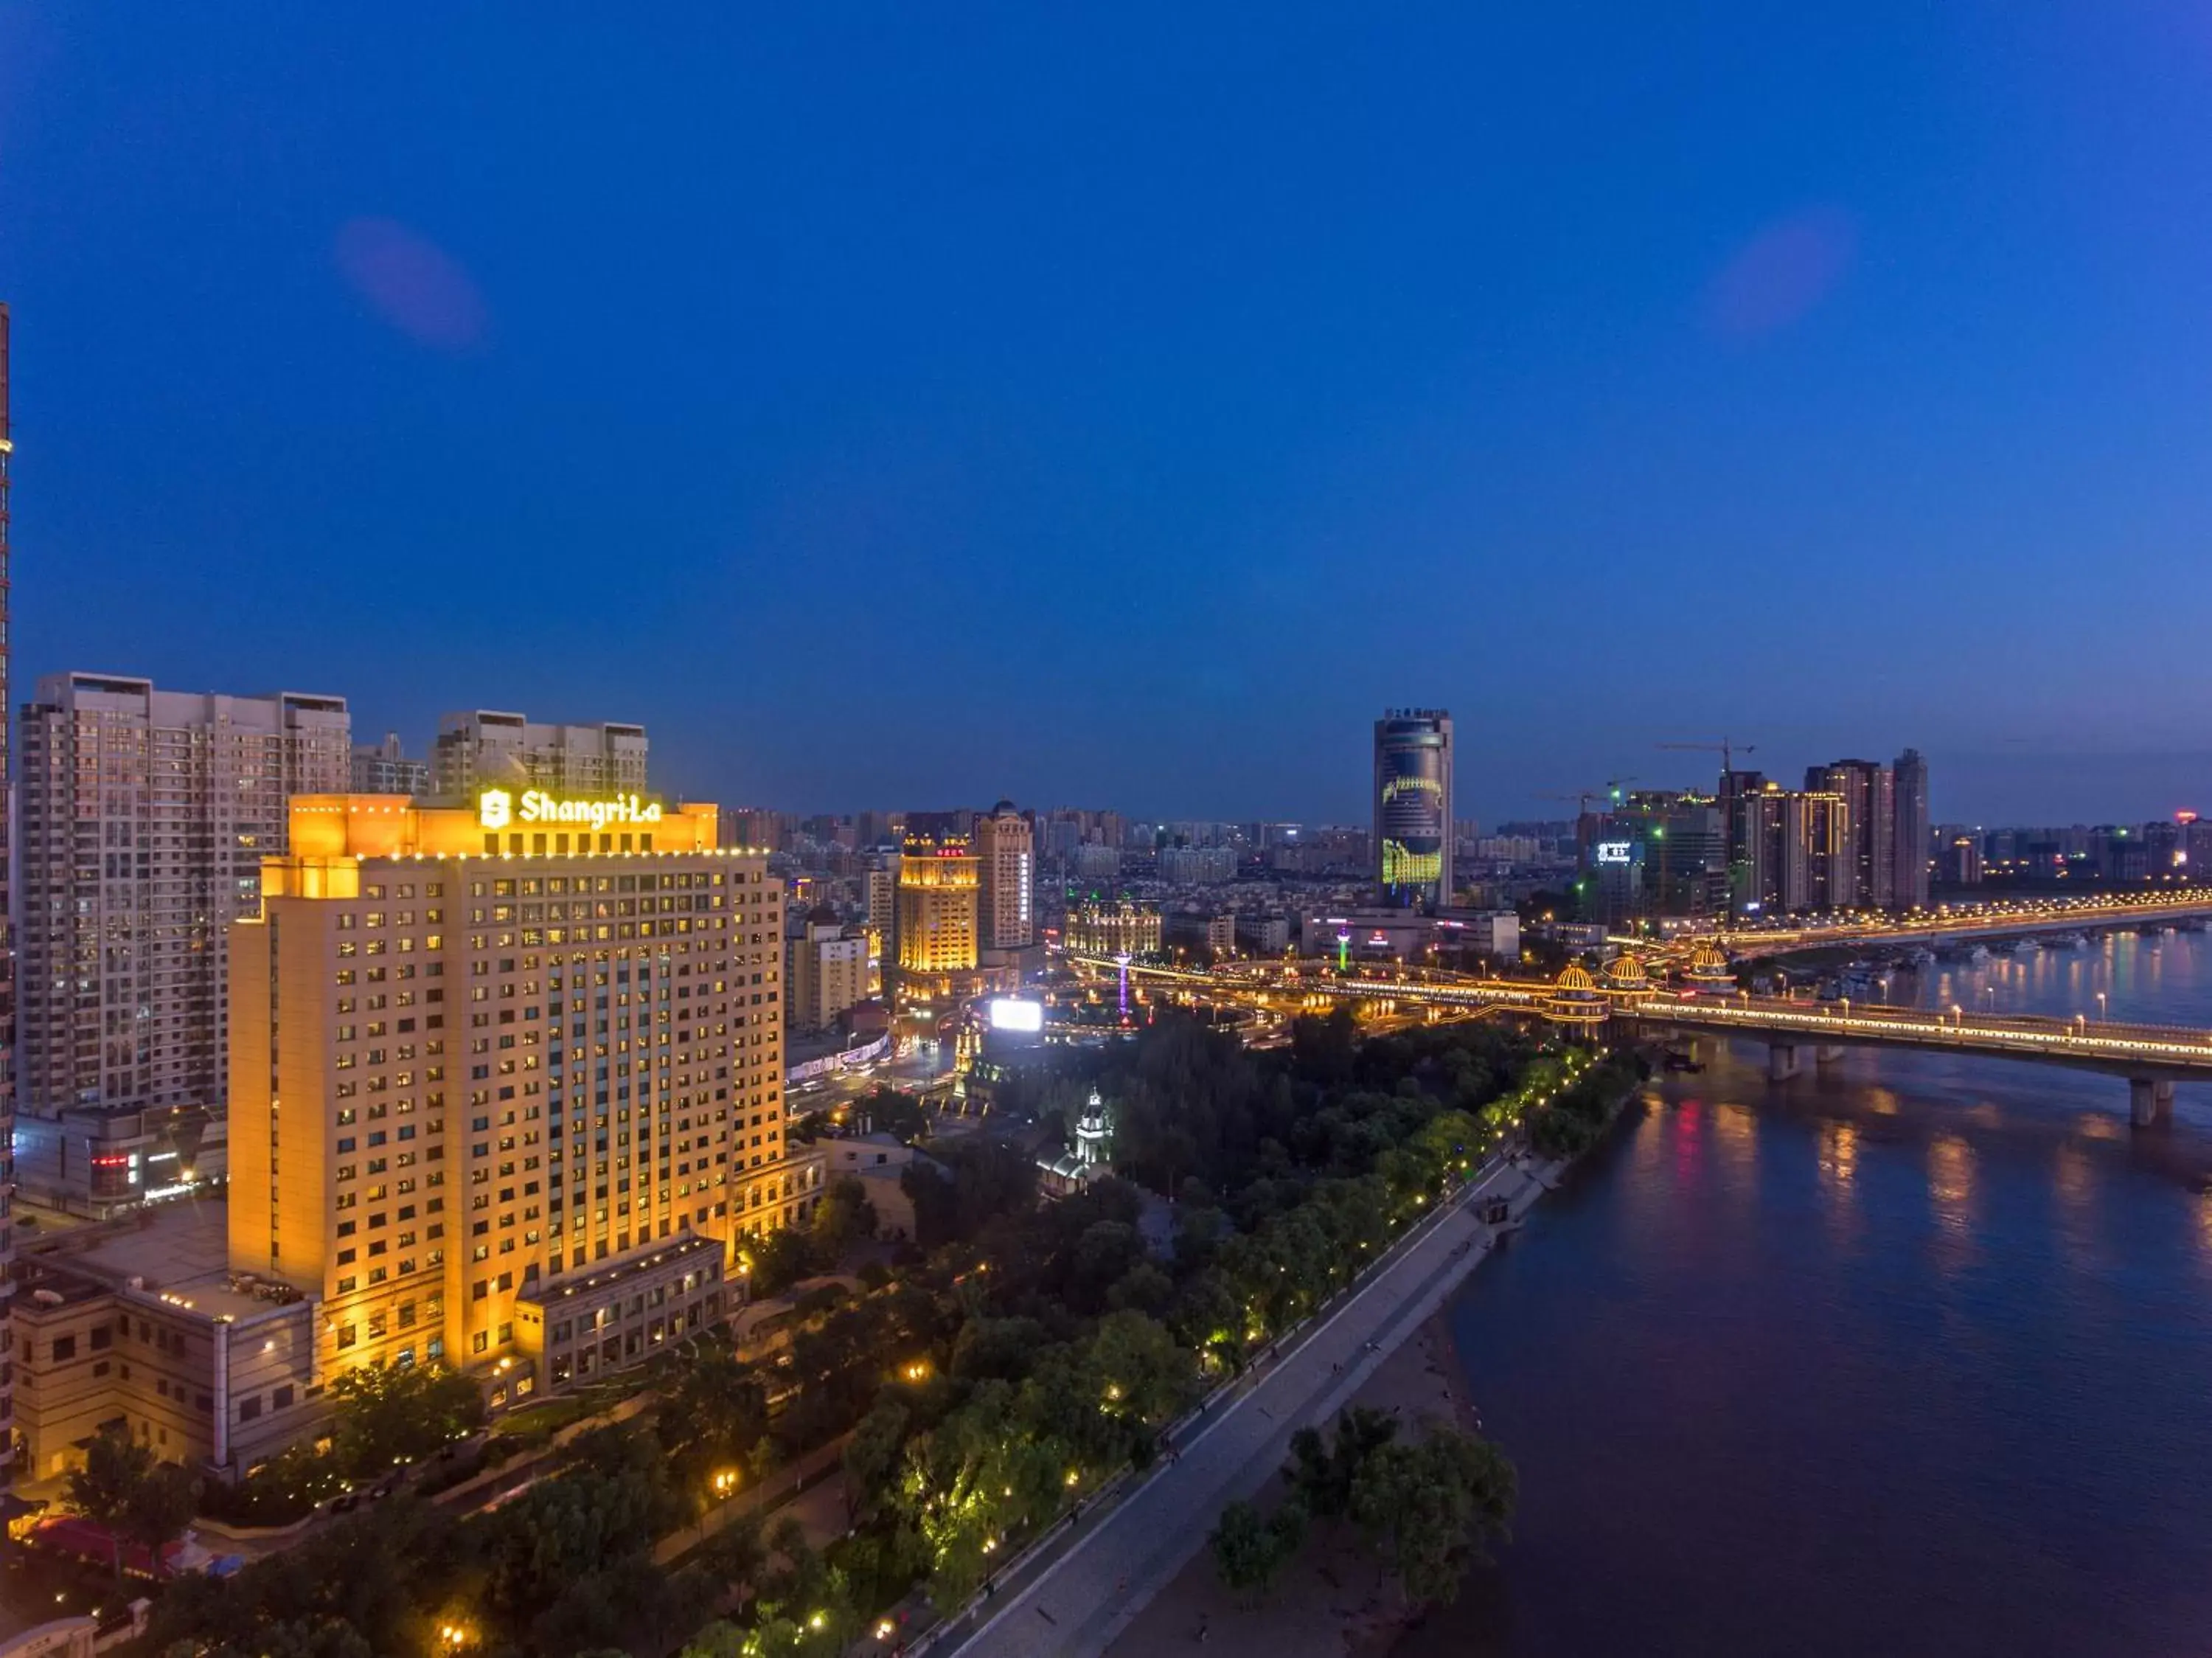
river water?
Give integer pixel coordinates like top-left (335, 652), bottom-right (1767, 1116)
top-left (1408, 927), bottom-right (2212, 1657)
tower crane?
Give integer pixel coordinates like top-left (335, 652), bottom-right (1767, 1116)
top-left (1536, 777), bottom-right (1639, 816)
top-left (1658, 738), bottom-right (1758, 774)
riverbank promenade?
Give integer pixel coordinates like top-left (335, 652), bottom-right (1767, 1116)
top-left (945, 1154), bottom-right (1549, 1658)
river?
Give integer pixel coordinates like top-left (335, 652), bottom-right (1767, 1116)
top-left (1407, 926), bottom-right (2212, 1657)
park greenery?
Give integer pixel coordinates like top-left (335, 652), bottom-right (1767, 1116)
top-left (142, 1011), bottom-right (1638, 1657)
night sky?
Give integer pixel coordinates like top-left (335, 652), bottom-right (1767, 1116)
top-left (6, 6), bottom-right (2212, 825)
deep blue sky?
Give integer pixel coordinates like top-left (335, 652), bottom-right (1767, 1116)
top-left (7, 4), bottom-right (2212, 825)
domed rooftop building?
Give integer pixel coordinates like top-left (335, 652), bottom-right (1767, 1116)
top-left (1686, 943), bottom-right (1736, 991)
top-left (1604, 954), bottom-right (1651, 997)
top-left (1543, 962), bottom-right (1610, 1027)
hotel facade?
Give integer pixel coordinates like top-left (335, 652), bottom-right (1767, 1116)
top-left (228, 789), bottom-right (820, 1405)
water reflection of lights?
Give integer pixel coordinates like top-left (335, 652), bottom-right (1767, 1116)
top-left (1713, 1102), bottom-right (1756, 1169)
top-left (1930, 1134), bottom-right (1975, 1211)
top-left (2053, 1142), bottom-right (2093, 1209)
top-left (1818, 1120), bottom-right (1858, 1188)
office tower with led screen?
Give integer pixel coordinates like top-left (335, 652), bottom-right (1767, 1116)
top-left (1373, 708), bottom-right (1453, 909)
top-left (975, 801), bottom-right (1035, 958)
top-left (227, 789), bottom-right (821, 1403)
top-left (18, 674), bottom-right (351, 1120)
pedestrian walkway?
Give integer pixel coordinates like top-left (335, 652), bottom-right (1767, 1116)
top-left (944, 1156), bottom-right (1545, 1658)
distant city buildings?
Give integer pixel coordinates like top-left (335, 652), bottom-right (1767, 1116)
top-left (18, 674), bottom-right (351, 1125)
top-left (351, 730), bottom-right (431, 796)
top-left (433, 710), bottom-right (647, 799)
top-left (1071, 843), bottom-right (1121, 881)
top-left (1163, 909), bottom-right (1236, 959)
top-left (1373, 709), bottom-right (1453, 909)
top-left (1158, 845), bottom-right (1237, 886)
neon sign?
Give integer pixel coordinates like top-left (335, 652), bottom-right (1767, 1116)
top-left (1595, 841), bottom-right (1632, 865)
top-left (479, 788), bottom-right (664, 833)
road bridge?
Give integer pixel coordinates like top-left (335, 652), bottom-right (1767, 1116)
top-left (1688, 892), bottom-right (2212, 960)
top-left (1068, 950), bottom-right (2212, 1127)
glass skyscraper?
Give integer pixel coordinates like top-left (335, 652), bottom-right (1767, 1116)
top-left (1373, 708), bottom-right (1453, 909)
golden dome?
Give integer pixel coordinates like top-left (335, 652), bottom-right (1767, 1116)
top-left (1608, 954), bottom-right (1648, 984)
top-left (1556, 964), bottom-right (1596, 992)
top-left (1690, 943), bottom-right (1730, 971)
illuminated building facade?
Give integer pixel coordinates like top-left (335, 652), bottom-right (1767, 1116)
top-left (1062, 901), bottom-right (1162, 960)
top-left (894, 831), bottom-right (978, 1006)
top-left (19, 675), bottom-right (351, 1118)
top-left (1722, 750), bottom-right (1933, 916)
top-left (1808, 760), bottom-right (1896, 910)
top-left (433, 710), bottom-right (647, 799)
top-left (229, 791), bottom-right (819, 1404)
top-left (975, 802), bottom-right (1034, 957)
top-left (1373, 709), bottom-right (1453, 909)
top-left (789, 910), bottom-right (869, 1030)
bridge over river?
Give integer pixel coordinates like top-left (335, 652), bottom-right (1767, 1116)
top-left (1061, 930), bottom-right (2212, 1125)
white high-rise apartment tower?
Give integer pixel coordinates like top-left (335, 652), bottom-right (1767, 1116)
top-left (17, 674), bottom-right (350, 1114)
top-left (433, 711), bottom-right (647, 799)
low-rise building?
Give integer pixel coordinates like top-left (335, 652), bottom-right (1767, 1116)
top-left (12, 1104), bottom-right (224, 1221)
top-left (821, 1133), bottom-right (942, 1242)
top-left (515, 1231), bottom-right (726, 1390)
top-left (12, 1204), bottom-right (322, 1482)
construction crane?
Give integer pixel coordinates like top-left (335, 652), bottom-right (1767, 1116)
top-left (1537, 777), bottom-right (1639, 816)
top-left (1658, 738), bottom-right (1757, 774)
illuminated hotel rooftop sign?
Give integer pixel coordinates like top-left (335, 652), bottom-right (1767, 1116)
top-left (479, 788), bottom-right (664, 833)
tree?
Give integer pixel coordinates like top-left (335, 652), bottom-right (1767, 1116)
top-left (1208, 1496), bottom-right (1307, 1601)
top-left (841, 1397), bottom-right (909, 1524)
top-left (1285, 1405), bottom-right (1398, 1522)
top-left (325, 1359), bottom-right (486, 1478)
top-left (812, 1176), bottom-right (880, 1256)
top-left (748, 1226), bottom-right (821, 1297)
top-left (658, 1345), bottom-right (771, 1491)
top-left (67, 1424), bottom-right (156, 1581)
top-left (126, 1460), bottom-right (203, 1579)
top-left (1349, 1429), bottom-right (1517, 1609)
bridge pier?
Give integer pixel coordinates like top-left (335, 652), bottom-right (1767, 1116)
top-left (1767, 1043), bottom-right (1802, 1081)
top-left (1815, 1044), bottom-right (1846, 1064)
top-left (2129, 1078), bottom-right (2174, 1128)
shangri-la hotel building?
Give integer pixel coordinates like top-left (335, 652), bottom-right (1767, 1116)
top-left (228, 789), bottom-right (823, 1408)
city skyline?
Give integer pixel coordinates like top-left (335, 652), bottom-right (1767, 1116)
top-left (12, 10), bottom-right (2212, 825)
